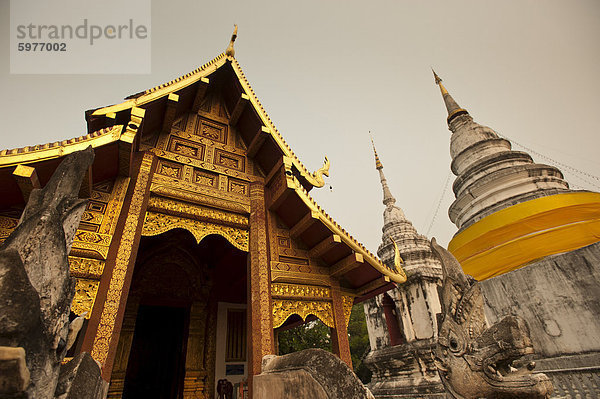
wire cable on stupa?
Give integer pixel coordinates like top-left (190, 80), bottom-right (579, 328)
top-left (496, 132), bottom-right (600, 191)
top-left (425, 170), bottom-right (453, 236)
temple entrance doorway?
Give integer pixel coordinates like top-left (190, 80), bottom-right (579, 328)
top-left (123, 305), bottom-right (187, 398)
top-left (108, 228), bottom-right (248, 399)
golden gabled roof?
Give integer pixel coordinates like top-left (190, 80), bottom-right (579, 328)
top-left (89, 53), bottom-right (330, 189)
top-left (87, 48), bottom-right (403, 286)
top-left (1, 48), bottom-right (329, 188)
top-left (92, 53), bottom-right (228, 113)
top-left (287, 168), bottom-right (405, 284)
top-left (0, 125), bottom-right (123, 167)
top-left (230, 57), bottom-right (331, 188)
top-left (0, 44), bottom-right (405, 292)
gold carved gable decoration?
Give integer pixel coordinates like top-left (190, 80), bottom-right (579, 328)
top-left (271, 283), bottom-right (337, 329)
top-left (272, 299), bottom-right (334, 329)
top-left (71, 279), bottom-right (100, 319)
top-left (141, 211), bottom-right (249, 252)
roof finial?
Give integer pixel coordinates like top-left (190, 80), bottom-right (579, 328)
top-left (370, 134), bottom-right (396, 206)
top-left (432, 68), bottom-right (448, 95)
top-left (431, 68), bottom-right (469, 124)
top-left (226, 24), bottom-right (238, 57)
top-left (370, 132), bottom-right (383, 170)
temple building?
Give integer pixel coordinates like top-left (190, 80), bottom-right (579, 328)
top-left (0, 32), bottom-right (406, 398)
top-left (2, 26), bottom-right (599, 398)
top-left (362, 141), bottom-right (445, 398)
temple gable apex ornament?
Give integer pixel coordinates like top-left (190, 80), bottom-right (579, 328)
top-left (430, 238), bottom-right (553, 398)
top-left (225, 24), bottom-right (238, 57)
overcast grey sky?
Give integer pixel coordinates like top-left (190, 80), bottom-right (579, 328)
top-left (1, 0), bottom-right (599, 253)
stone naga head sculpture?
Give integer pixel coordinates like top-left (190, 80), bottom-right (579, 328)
top-left (0, 147), bottom-right (94, 398)
top-left (430, 238), bottom-right (553, 399)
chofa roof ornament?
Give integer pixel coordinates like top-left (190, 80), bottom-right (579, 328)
top-left (390, 237), bottom-right (407, 283)
top-left (225, 24), bottom-right (238, 57)
top-left (305, 156), bottom-right (330, 188)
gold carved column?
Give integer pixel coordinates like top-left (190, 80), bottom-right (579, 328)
top-left (330, 282), bottom-right (353, 368)
top-left (106, 297), bottom-right (140, 398)
top-left (183, 302), bottom-right (208, 398)
top-left (204, 300), bottom-right (218, 399)
top-left (81, 152), bottom-right (156, 380)
top-left (247, 181), bottom-right (275, 390)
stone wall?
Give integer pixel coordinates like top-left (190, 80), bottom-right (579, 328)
top-left (364, 297), bottom-right (390, 351)
top-left (363, 339), bottom-right (445, 399)
top-left (481, 240), bottom-right (600, 398)
top-left (363, 276), bottom-right (445, 398)
top-left (364, 277), bottom-right (442, 352)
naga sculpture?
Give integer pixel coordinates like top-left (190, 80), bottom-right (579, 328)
top-left (430, 238), bottom-right (553, 399)
top-left (306, 156), bottom-right (330, 188)
top-left (0, 147), bottom-right (95, 398)
top-left (390, 237), bottom-right (407, 283)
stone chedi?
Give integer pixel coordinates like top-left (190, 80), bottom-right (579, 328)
top-left (434, 72), bottom-right (600, 397)
top-left (430, 238), bottom-right (553, 399)
top-left (436, 70), bottom-right (568, 231)
top-left (433, 71), bottom-right (600, 280)
top-left (0, 147), bottom-right (105, 399)
top-left (363, 141), bottom-right (445, 398)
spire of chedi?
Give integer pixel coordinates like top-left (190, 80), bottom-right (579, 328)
top-left (369, 138), bottom-right (441, 276)
top-left (432, 69), bottom-right (468, 124)
top-left (433, 71), bottom-right (570, 230)
top-left (371, 137), bottom-right (398, 208)
top-left (434, 72), bottom-right (600, 281)
top-left (363, 140), bottom-right (444, 397)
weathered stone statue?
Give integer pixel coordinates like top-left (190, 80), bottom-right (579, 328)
top-left (254, 348), bottom-right (375, 399)
top-left (0, 148), bottom-right (99, 398)
top-left (430, 238), bottom-right (553, 399)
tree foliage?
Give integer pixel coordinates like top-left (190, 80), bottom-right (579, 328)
top-left (276, 304), bottom-right (372, 384)
top-left (277, 318), bottom-right (331, 354)
top-left (348, 304), bottom-right (373, 383)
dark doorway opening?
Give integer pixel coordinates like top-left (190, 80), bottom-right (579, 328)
top-left (123, 305), bottom-right (188, 399)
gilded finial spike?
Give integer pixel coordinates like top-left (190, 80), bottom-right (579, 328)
top-left (371, 134), bottom-right (396, 206)
top-left (432, 68), bottom-right (448, 95)
top-left (226, 24), bottom-right (238, 57)
top-left (432, 68), bottom-right (442, 85)
top-left (370, 133), bottom-right (383, 170)
top-left (431, 69), bottom-right (469, 123)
